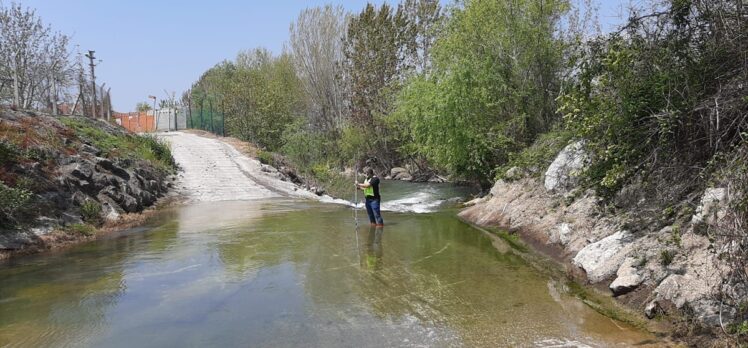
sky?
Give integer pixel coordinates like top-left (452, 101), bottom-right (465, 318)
top-left (18, 0), bottom-right (628, 112)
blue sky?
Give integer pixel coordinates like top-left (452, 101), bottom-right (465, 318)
top-left (19, 0), bottom-right (627, 111)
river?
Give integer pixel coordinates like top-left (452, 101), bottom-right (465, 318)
top-left (0, 180), bottom-right (662, 347)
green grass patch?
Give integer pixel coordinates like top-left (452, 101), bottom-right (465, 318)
top-left (80, 200), bottom-right (103, 226)
top-left (66, 223), bottom-right (96, 236)
top-left (61, 118), bottom-right (176, 172)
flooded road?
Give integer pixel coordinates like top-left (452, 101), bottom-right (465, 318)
top-left (0, 196), bottom-right (659, 347)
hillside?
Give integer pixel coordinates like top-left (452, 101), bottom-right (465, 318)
top-left (0, 108), bottom-right (176, 257)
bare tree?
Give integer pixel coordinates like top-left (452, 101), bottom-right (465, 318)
top-left (0, 2), bottom-right (71, 110)
top-left (289, 5), bottom-right (350, 134)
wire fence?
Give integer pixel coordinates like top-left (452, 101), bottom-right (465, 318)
top-left (187, 97), bottom-right (225, 137)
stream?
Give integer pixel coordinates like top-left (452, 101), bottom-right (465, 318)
top-left (0, 181), bottom-right (659, 347)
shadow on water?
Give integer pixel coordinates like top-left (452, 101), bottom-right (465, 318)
top-left (0, 199), bottom-right (664, 347)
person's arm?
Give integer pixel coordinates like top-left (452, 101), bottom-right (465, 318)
top-left (357, 182), bottom-right (371, 188)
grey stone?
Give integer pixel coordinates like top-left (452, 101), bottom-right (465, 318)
top-left (557, 223), bottom-right (573, 245)
top-left (544, 141), bottom-right (590, 192)
top-left (62, 160), bottom-right (94, 180)
top-left (120, 194), bottom-right (139, 213)
top-left (610, 258), bottom-right (643, 296)
top-left (572, 230), bottom-right (633, 283)
top-left (645, 301), bottom-right (660, 319)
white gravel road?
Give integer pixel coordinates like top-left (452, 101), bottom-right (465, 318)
top-left (158, 132), bottom-right (320, 202)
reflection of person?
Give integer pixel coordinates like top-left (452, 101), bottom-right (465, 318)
top-left (356, 167), bottom-right (383, 226)
top-left (365, 225), bottom-right (384, 270)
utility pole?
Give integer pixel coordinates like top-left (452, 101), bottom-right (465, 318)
top-left (85, 50), bottom-right (98, 118)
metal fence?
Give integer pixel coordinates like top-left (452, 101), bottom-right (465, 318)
top-left (186, 98), bottom-right (225, 136)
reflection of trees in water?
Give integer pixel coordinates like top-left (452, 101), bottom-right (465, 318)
top-left (0, 214), bottom-right (181, 346)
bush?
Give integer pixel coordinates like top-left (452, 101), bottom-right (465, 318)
top-left (496, 129), bottom-right (572, 180)
top-left (0, 181), bottom-right (32, 224)
top-left (257, 150), bottom-right (274, 165)
top-left (0, 140), bottom-right (19, 165)
top-left (80, 200), bottom-right (103, 226)
top-left (134, 135), bottom-right (176, 172)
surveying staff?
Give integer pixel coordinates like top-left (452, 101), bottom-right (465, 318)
top-left (356, 168), bottom-right (383, 226)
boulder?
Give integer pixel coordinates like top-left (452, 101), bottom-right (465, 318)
top-left (391, 167), bottom-right (412, 180)
top-left (95, 157), bottom-right (131, 181)
top-left (120, 194), bottom-right (139, 213)
top-left (544, 141), bottom-right (590, 192)
top-left (61, 160), bottom-right (95, 180)
top-left (653, 274), bottom-right (723, 326)
top-left (609, 257), bottom-right (643, 296)
top-left (572, 230), bottom-right (633, 283)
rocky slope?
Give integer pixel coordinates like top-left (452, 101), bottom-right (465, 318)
top-left (0, 109), bottom-right (176, 256)
top-left (460, 141), bottom-right (744, 340)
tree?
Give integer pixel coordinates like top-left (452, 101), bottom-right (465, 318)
top-left (0, 2), bottom-right (72, 110)
top-left (289, 5), bottom-right (349, 135)
top-left (391, 0), bottom-right (569, 183)
top-left (135, 102), bottom-right (152, 112)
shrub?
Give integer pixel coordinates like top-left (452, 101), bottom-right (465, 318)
top-left (0, 140), bottom-right (19, 165)
top-left (0, 181), bottom-right (32, 224)
top-left (660, 249), bottom-right (675, 266)
top-left (257, 150), bottom-right (274, 165)
top-left (80, 200), bottom-right (103, 226)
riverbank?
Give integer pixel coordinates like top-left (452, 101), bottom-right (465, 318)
top-left (0, 109), bottom-right (177, 261)
top-left (459, 141), bottom-right (745, 346)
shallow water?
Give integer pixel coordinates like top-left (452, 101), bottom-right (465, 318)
top-left (0, 196), bottom-right (659, 347)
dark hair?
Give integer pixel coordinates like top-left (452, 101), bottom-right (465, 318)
top-left (366, 168), bottom-right (374, 176)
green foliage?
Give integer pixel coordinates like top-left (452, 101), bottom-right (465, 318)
top-left (66, 223), bottom-right (96, 236)
top-left (0, 181), bottom-right (32, 224)
top-left (0, 140), bottom-right (20, 165)
top-left (558, 1), bottom-right (748, 197)
top-left (256, 150), bottom-right (273, 165)
top-left (191, 50), bottom-right (304, 150)
top-left (391, 0), bottom-right (569, 184)
top-left (80, 200), bottom-right (102, 226)
top-left (660, 249), bottom-right (675, 266)
top-left (496, 129), bottom-right (572, 180)
top-left (61, 118), bottom-right (176, 172)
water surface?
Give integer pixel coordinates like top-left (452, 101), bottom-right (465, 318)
top-left (0, 196), bottom-right (658, 347)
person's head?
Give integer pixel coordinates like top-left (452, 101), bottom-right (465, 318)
top-left (366, 168), bottom-right (374, 177)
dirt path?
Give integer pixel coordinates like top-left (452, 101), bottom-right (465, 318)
top-left (159, 132), bottom-right (318, 202)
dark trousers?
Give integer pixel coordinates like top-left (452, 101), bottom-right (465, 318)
top-left (365, 197), bottom-right (383, 225)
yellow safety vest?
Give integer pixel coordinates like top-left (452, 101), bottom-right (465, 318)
top-left (364, 178), bottom-right (375, 197)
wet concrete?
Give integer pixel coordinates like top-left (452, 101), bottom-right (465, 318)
top-left (0, 199), bottom-right (663, 347)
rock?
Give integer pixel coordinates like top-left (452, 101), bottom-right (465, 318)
top-left (79, 144), bottom-right (101, 156)
top-left (504, 166), bottom-right (523, 180)
top-left (95, 157), bottom-right (131, 181)
top-left (120, 194), bottom-right (139, 213)
top-left (653, 274), bottom-right (723, 326)
top-left (691, 187), bottom-right (727, 225)
top-left (391, 167), bottom-right (412, 180)
top-left (544, 141), bottom-right (590, 192)
top-left (391, 167), bottom-right (408, 177)
top-left (61, 160), bottom-right (95, 180)
top-left (489, 179), bottom-right (506, 197)
top-left (572, 230), bottom-right (633, 283)
top-left (463, 196), bottom-right (490, 207)
top-left (644, 301), bottom-right (660, 319)
top-left (609, 258), bottom-right (643, 296)
top-left (556, 223), bottom-right (573, 245)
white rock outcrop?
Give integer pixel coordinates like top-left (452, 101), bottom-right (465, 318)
top-left (691, 187), bottom-right (728, 225)
top-left (544, 141), bottom-right (590, 192)
top-left (572, 230), bottom-right (632, 283)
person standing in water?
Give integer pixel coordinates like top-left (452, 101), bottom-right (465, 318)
top-left (356, 168), bottom-right (383, 226)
